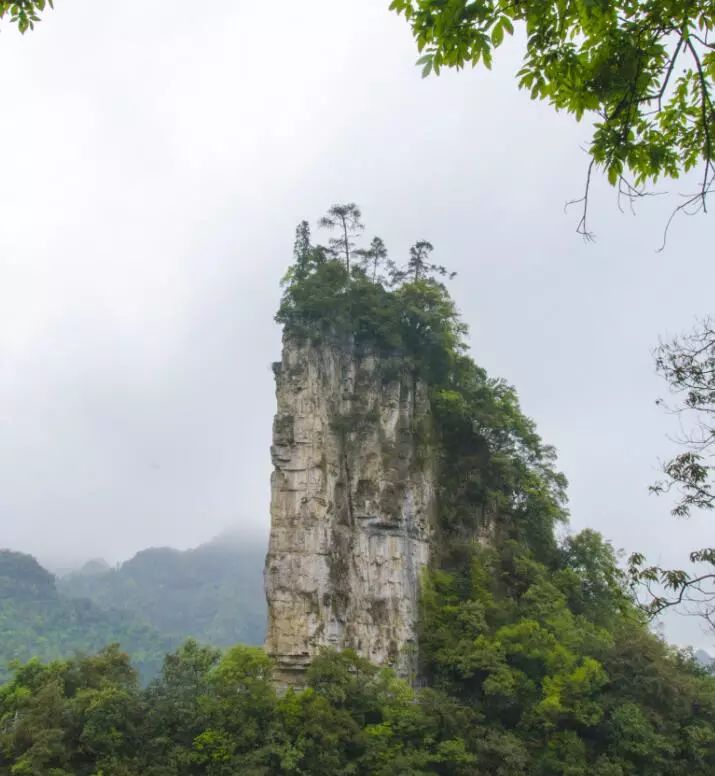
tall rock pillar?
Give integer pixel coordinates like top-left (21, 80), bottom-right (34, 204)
top-left (264, 337), bottom-right (436, 684)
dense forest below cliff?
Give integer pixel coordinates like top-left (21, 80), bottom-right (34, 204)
top-left (1, 210), bottom-right (714, 775)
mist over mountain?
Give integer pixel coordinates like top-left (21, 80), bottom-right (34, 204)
top-left (0, 549), bottom-right (171, 682)
top-left (0, 531), bottom-right (266, 684)
top-left (58, 531), bottom-right (266, 648)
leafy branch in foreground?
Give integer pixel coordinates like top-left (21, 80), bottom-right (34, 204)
top-left (629, 548), bottom-right (715, 627)
top-left (630, 318), bottom-right (715, 627)
top-left (390, 0), bottom-right (715, 243)
top-left (0, 0), bottom-right (53, 33)
top-left (652, 317), bottom-right (715, 517)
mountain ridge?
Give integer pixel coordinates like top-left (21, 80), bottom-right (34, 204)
top-left (58, 532), bottom-right (266, 649)
top-left (0, 533), bottom-right (266, 682)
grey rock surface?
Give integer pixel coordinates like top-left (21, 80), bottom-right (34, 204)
top-left (264, 337), bottom-right (436, 683)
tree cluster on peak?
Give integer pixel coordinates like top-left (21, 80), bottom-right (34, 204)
top-left (278, 204), bottom-right (566, 558)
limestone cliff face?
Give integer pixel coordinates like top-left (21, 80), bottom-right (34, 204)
top-left (264, 336), bottom-right (436, 683)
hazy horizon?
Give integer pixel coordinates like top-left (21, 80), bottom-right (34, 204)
top-left (1, 0), bottom-right (713, 650)
top-left (24, 521), bottom-right (270, 573)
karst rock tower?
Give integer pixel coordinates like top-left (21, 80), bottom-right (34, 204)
top-left (264, 336), bottom-right (437, 684)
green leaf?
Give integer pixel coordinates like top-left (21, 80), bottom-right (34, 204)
top-left (492, 21), bottom-right (504, 47)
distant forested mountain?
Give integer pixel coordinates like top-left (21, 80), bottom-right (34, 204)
top-left (57, 532), bottom-right (267, 649)
top-left (0, 534), bottom-right (266, 684)
top-left (0, 550), bottom-right (172, 682)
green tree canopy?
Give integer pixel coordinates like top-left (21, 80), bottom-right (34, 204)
top-left (391, 0), bottom-right (715, 241)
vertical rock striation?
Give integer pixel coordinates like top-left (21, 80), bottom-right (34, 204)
top-left (264, 336), bottom-right (436, 684)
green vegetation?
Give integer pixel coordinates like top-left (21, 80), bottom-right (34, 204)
top-left (58, 534), bottom-right (266, 649)
top-left (1, 208), bottom-right (714, 773)
top-left (1, 602), bottom-right (712, 774)
top-left (391, 0), bottom-right (715, 240)
top-left (0, 535), bottom-right (265, 687)
top-left (628, 317), bottom-right (715, 628)
top-left (418, 535), bottom-right (715, 775)
top-left (0, 0), bottom-right (52, 33)
top-left (0, 643), bottom-right (503, 775)
top-left (0, 550), bottom-right (172, 683)
top-left (652, 317), bottom-right (715, 519)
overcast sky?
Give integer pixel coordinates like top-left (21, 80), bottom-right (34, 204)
top-left (0, 1), bottom-right (712, 648)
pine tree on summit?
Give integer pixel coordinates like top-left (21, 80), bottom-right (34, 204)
top-left (318, 203), bottom-right (364, 272)
top-left (355, 236), bottom-right (392, 284)
top-left (392, 240), bottom-right (456, 284)
top-left (292, 220), bottom-right (313, 279)
top-left (283, 220), bottom-right (327, 286)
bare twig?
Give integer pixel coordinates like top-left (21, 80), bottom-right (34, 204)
top-left (565, 158), bottom-right (596, 241)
